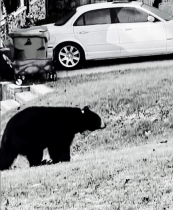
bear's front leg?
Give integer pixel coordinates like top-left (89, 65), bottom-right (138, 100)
top-left (61, 145), bottom-right (71, 162)
top-left (48, 145), bottom-right (61, 164)
top-left (60, 133), bottom-right (75, 162)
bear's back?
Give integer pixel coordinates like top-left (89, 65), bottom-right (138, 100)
top-left (5, 106), bottom-right (83, 136)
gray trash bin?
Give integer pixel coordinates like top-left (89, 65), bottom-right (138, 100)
top-left (9, 26), bottom-right (50, 60)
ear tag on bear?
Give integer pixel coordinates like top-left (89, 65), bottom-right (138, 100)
top-left (81, 110), bottom-right (85, 114)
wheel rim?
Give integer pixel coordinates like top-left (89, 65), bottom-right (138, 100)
top-left (59, 45), bottom-right (80, 68)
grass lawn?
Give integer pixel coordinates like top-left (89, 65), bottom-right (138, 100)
top-left (1, 64), bottom-right (173, 209)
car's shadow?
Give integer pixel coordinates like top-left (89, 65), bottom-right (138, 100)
top-left (83, 54), bottom-right (173, 69)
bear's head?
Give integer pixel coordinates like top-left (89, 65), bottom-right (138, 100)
top-left (81, 106), bottom-right (106, 132)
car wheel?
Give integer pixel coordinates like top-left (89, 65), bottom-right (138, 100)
top-left (55, 43), bottom-right (84, 70)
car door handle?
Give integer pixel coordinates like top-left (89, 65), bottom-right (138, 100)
top-left (78, 31), bottom-right (89, 34)
top-left (121, 28), bottom-right (132, 31)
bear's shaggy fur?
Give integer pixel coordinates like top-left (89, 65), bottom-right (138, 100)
top-left (0, 106), bottom-right (105, 170)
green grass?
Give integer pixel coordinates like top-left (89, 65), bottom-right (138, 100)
top-left (1, 139), bottom-right (173, 209)
top-left (1, 65), bottom-right (173, 209)
top-left (2, 66), bottom-right (173, 153)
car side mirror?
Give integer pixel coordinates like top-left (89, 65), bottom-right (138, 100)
top-left (147, 15), bottom-right (155, 22)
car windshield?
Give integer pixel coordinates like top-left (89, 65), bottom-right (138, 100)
top-left (142, 4), bottom-right (173, 21)
top-left (55, 10), bottom-right (76, 26)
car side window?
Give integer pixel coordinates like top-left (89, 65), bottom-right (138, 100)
top-left (113, 7), bottom-right (148, 23)
top-left (74, 9), bottom-right (111, 26)
top-left (75, 15), bottom-right (84, 26)
top-left (85, 9), bottom-right (111, 25)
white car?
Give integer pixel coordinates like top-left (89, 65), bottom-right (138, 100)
top-left (46, 1), bottom-right (173, 70)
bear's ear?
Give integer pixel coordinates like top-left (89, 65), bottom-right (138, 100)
top-left (81, 106), bottom-right (88, 114)
top-left (83, 106), bottom-right (90, 110)
top-left (81, 105), bottom-right (90, 114)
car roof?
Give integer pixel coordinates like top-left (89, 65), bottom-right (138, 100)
top-left (76, 1), bottom-right (143, 13)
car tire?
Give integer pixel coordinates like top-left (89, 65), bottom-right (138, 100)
top-left (54, 43), bottom-right (84, 70)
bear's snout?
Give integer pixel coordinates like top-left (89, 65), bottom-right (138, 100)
top-left (100, 119), bottom-right (106, 129)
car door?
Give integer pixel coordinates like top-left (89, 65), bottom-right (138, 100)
top-left (73, 8), bottom-right (120, 60)
top-left (112, 7), bottom-right (167, 56)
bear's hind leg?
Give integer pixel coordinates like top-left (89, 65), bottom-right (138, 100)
top-left (48, 146), bottom-right (61, 164)
top-left (26, 149), bottom-right (43, 167)
top-left (0, 147), bottom-right (18, 171)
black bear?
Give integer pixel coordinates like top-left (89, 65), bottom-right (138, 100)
top-left (0, 106), bottom-right (106, 170)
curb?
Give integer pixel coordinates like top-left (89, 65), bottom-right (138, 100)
top-left (15, 92), bottom-right (38, 105)
top-left (30, 84), bottom-right (54, 96)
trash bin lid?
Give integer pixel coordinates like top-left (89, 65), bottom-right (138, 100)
top-left (9, 26), bottom-right (50, 41)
